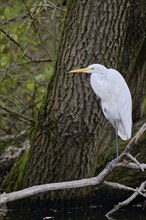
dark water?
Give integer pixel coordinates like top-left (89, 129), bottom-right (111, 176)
top-left (2, 206), bottom-right (146, 220)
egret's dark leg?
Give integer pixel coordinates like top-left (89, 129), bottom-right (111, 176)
top-left (115, 125), bottom-right (118, 158)
top-left (106, 124), bottom-right (119, 171)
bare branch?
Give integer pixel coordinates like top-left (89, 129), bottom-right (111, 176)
top-left (0, 104), bottom-right (35, 124)
top-left (0, 13), bottom-right (30, 27)
top-left (105, 181), bottom-right (146, 219)
top-left (17, 58), bottom-right (53, 65)
top-left (0, 169), bottom-right (109, 205)
top-left (115, 160), bottom-right (146, 170)
top-left (0, 29), bottom-right (53, 64)
top-left (104, 181), bottom-right (146, 197)
top-left (104, 181), bottom-right (136, 192)
top-left (0, 28), bottom-right (32, 60)
top-left (126, 153), bottom-right (144, 171)
top-left (21, 0), bottom-right (54, 63)
top-left (124, 123), bottom-right (146, 151)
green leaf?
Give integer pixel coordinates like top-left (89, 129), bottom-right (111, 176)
top-left (26, 82), bottom-right (35, 91)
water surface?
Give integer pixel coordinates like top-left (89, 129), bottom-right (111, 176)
top-left (3, 205), bottom-right (146, 220)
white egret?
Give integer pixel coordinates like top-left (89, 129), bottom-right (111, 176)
top-left (68, 64), bottom-right (132, 158)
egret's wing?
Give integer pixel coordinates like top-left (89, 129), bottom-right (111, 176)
top-left (108, 69), bottom-right (132, 140)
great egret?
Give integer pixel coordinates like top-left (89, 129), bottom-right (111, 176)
top-left (68, 64), bottom-right (132, 158)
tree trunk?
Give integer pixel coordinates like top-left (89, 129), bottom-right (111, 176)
top-left (4, 0), bottom-right (146, 204)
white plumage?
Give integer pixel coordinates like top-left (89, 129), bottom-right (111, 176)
top-left (89, 64), bottom-right (132, 140)
top-left (69, 64), bottom-right (132, 157)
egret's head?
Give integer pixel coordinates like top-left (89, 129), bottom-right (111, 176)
top-left (68, 64), bottom-right (107, 75)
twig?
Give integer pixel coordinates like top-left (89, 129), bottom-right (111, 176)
top-left (16, 58), bottom-right (53, 65)
top-left (0, 13), bottom-right (30, 27)
top-left (22, 0), bottom-right (54, 63)
top-left (105, 181), bottom-right (146, 218)
top-left (126, 152), bottom-right (144, 171)
top-left (0, 28), bottom-right (32, 60)
top-left (0, 104), bottom-right (35, 124)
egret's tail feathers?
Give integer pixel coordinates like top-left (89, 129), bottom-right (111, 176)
top-left (118, 131), bottom-right (130, 140)
top-left (117, 120), bottom-right (131, 140)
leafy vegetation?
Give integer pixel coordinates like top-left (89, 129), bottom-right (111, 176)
top-left (0, 0), bottom-right (65, 137)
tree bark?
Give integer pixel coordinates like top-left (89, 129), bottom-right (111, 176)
top-left (119, 0), bottom-right (146, 121)
top-left (4, 0), bottom-right (146, 203)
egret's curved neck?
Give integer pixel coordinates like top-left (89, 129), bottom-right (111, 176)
top-left (91, 70), bottom-right (107, 79)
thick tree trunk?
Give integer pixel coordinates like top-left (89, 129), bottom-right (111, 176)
top-left (23, 0), bottom-right (129, 190)
top-left (4, 0), bottom-right (146, 204)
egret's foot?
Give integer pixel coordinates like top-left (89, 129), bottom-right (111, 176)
top-left (106, 157), bottom-right (119, 171)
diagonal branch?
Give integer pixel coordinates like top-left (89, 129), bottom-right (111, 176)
top-left (124, 123), bottom-right (146, 151)
top-left (126, 152), bottom-right (144, 171)
top-left (105, 181), bottom-right (146, 219)
top-left (104, 181), bottom-right (146, 197)
top-left (0, 28), bottom-right (32, 60)
top-left (0, 104), bottom-right (35, 124)
top-left (104, 181), bottom-right (136, 192)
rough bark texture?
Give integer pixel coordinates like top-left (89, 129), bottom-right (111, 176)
top-left (119, 0), bottom-right (146, 122)
top-left (3, 0), bottom-right (146, 204)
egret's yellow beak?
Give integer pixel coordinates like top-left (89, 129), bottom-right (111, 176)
top-left (68, 67), bottom-right (91, 73)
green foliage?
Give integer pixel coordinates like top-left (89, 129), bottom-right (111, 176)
top-left (0, 0), bottom-right (65, 136)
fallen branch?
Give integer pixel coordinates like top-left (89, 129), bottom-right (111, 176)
top-left (105, 181), bottom-right (146, 218)
top-left (0, 168), bottom-right (109, 204)
top-left (0, 122), bottom-right (146, 216)
top-left (104, 181), bottom-right (137, 192)
top-left (104, 180), bottom-right (146, 197)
